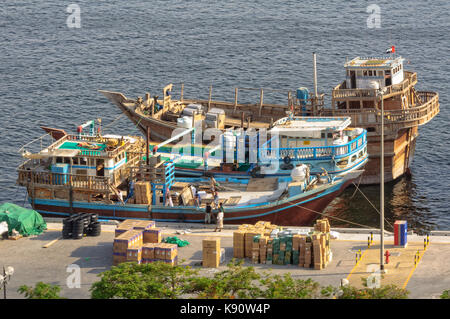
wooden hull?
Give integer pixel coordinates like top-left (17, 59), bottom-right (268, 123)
top-left (28, 172), bottom-right (361, 226)
top-left (359, 127), bottom-right (417, 185)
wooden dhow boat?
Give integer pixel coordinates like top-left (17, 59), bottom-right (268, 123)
top-left (100, 53), bottom-right (438, 185)
top-left (16, 125), bottom-right (363, 226)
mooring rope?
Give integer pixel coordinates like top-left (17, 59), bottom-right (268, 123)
top-left (102, 113), bottom-right (126, 130)
top-left (286, 199), bottom-right (389, 231)
top-left (351, 182), bottom-right (394, 230)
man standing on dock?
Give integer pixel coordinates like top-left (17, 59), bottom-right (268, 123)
top-left (205, 204), bottom-right (212, 224)
top-left (214, 203), bottom-right (224, 232)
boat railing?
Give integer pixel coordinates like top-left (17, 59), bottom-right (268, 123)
top-left (17, 169), bottom-right (111, 192)
top-left (332, 71), bottom-right (418, 100)
top-left (259, 130), bottom-right (367, 162)
top-left (18, 132), bottom-right (67, 156)
top-left (66, 135), bottom-right (131, 158)
top-left (173, 83), bottom-right (325, 116)
top-left (322, 91), bottom-right (439, 129)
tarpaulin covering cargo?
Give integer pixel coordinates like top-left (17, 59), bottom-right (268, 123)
top-left (0, 203), bottom-right (47, 236)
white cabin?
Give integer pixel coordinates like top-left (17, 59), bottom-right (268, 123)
top-left (270, 117), bottom-right (353, 148)
top-left (344, 56), bottom-right (405, 89)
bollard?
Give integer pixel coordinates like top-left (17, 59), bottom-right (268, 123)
top-left (356, 253), bottom-right (358, 264)
top-left (427, 234), bottom-right (430, 246)
top-left (414, 254), bottom-right (417, 266)
top-left (424, 238), bottom-right (427, 250)
top-left (368, 236), bottom-right (370, 248)
top-left (370, 232), bottom-right (373, 244)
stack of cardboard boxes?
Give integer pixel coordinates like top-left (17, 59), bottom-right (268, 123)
top-left (203, 238), bottom-right (221, 268)
top-left (142, 242), bottom-right (178, 266)
top-left (233, 222), bottom-right (280, 261)
top-left (232, 219), bottom-right (332, 270)
top-left (133, 181), bottom-right (152, 204)
top-left (113, 219), bottom-right (178, 266)
top-left (113, 230), bottom-right (143, 265)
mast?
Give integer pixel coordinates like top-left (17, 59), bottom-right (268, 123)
top-left (313, 52), bottom-right (318, 115)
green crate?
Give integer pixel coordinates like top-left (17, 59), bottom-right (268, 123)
top-left (273, 254), bottom-right (279, 264)
top-left (284, 251), bottom-right (291, 265)
top-left (292, 251), bottom-right (299, 265)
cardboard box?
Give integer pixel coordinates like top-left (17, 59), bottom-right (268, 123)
top-left (154, 244), bottom-right (167, 260)
top-left (133, 220), bottom-right (156, 231)
top-left (245, 231), bottom-right (263, 258)
top-left (233, 230), bottom-right (246, 258)
top-left (163, 243), bottom-right (178, 260)
top-left (142, 243), bottom-right (158, 259)
top-left (143, 228), bottom-right (161, 243)
top-left (115, 219), bottom-right (140, 237)
top-left (164, 256), bottom-right (178, 266)
top-left (113, 252), bottom-right (126, 266)
top-left (134, 181), bottom-right (152, 204)
top-left (251, 249), bottom-right (259, 264)
top-left (126, 247), bottom-right (142, 263)
top-left (113, 230), bottom-right (143, 253)
top-left (203, 249), bottom-right (220, 268)
top-left (142, 258), bottom-right (156, 264)
top-left (203, 238), bottom-right (221, 250)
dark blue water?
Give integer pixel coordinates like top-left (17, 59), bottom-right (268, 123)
top-left (1, 1), bottom-right (448, 231)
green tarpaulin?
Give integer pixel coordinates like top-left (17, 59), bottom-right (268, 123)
top-left (163, 236), bottom-right (190, 247)
top-left (0, 203), bottom-right (47, 236)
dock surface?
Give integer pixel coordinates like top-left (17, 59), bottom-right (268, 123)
top-left (0, 221), bottom-right (449, 299)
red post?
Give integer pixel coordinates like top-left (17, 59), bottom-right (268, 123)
top-left (384, 250), bottom-right (390, 264)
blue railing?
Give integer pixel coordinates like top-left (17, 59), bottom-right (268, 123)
top-left (151, 160), bottom-right (175, 205)
top-left (259, 130), bottom-right (367, 162)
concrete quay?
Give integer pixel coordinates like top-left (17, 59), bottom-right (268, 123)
top-left (0, 220), bottom-right (448, 299)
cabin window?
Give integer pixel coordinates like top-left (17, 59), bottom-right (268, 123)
top-left (368, 70), bottom-right (373, 76)
top-left (385, 70), bottom-right (391, 75)
top-left (56, 157), bottom-right (63, 163)
top-left (357, 70), bottom-right (362, 77)
top-left (79, 158), bottom-right (87, 165)
top-left (63, 157), bottom-right (70, 164)
top-left (367, 127), bottom-right (376, 132)
top-left (327, 133), bottom-right (333, 138)
top-left (378, 71), bottom-right (383, 77)
top-left (73, 158), bottom-right (79, 165)
top-left (358, 151), bottom-right (363, 158)
top-left (351, 155), bottom-right (357, 162)
top-left (321, 133), bottom-right (325, 139)
top-left (363, 70), bottom-right (368, 76)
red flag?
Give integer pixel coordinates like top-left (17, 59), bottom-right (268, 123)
top-left (386, 46), bottom-right (395, 54)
